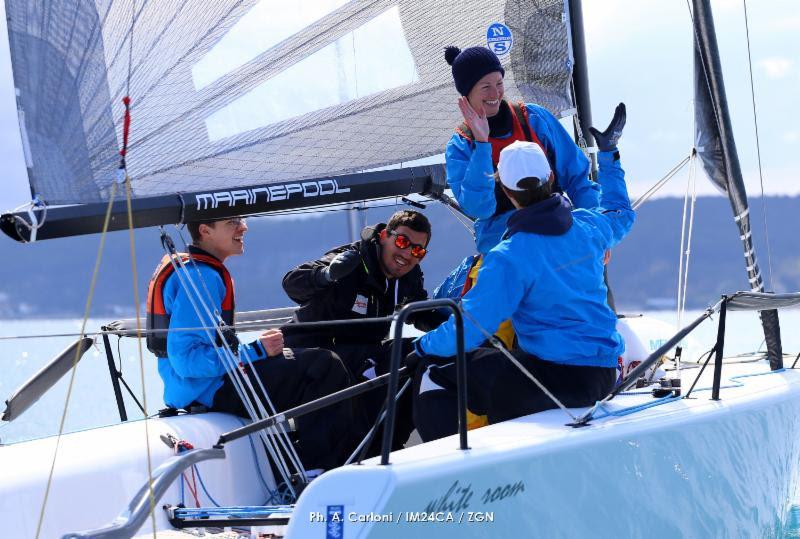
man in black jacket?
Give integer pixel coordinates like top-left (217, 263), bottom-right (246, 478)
top-left (282, 210), bottom-right (438, 451)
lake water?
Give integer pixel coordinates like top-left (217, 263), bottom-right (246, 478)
top-left (3, 309), bottom-right (798, 445)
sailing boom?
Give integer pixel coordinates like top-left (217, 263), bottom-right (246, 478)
top-left (0, 165), bottom-right (446, 243)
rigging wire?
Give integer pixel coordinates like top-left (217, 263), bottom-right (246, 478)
top-left (34, 183), bottom-right (120, 539)
top-left (170, 225), bottom-right (308, 481)
top-left (165, 228), bottom-right (306, 491)
top-left (441, 200), bottom-right (477, 239)
top-left (632, 153), bottom-right (692, 210)
top-left (119, 0), bottom-right (160, 535)
top-left (672, 154), bottom-right (700, 380)
top-left (741, 0), bottom-right (775, 290)
top-left (459, 308), bottom-right (578, 422)
top-left (0, 321), bottom-right (288, 341)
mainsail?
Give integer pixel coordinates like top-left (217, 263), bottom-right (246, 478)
top-left (692, 0), bottom-right (782, 369)
top-left (3, 0), bottom-right (574, 217)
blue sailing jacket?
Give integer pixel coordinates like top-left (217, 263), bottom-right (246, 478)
top-left (445, 103), bottom-right (600, 254)
top-left (157, 262), bottom-right (265, 409)
top-left (418, 151), bottom-right (634, 368)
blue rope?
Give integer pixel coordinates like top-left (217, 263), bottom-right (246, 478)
top-left (592, 394), bottom-right (683, 419)
top-left (236, 416), bottom-right (281, 504)
top-left (592, 367), bottom-right (787, 420)
top-left (174, 505), bottom-right (294, 516)
top-left (173, 505), bottom-right (294, 521)
top-left (245, 428), bottom-right (281, 504)
top-left (194, 465), bottom-right (222, 508)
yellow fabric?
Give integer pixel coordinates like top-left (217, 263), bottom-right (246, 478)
top-left (466, 409), bottom-right (489, 430)
top-left (461, 255), bottom-right (515, 431)
top-left (469, 256), bottom-right (516, 349)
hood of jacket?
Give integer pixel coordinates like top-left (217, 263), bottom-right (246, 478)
top-left (504, 194), bottom-right (573, 238)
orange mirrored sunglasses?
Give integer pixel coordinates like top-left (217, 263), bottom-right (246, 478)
top-left (388, 230), bottom-right (427, 259)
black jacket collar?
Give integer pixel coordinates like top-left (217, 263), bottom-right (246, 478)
top-left (488, 99), bottom-right (513, 138)
top-left (188, 245), bottom-right (222, 262)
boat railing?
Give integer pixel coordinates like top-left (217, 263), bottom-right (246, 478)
top-left (382, 298), bottom-right (469, 463)
top-left (573, 290), bottom-right (800, 426)
top-left (55, 292), bottom-right (800, 537)
top-left (61, 447), bottom-right (225, 539)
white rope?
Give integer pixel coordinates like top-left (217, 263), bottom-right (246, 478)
top-left (11, 197), bottom-right (48, 243)
top-left (459, 309), bottom-right (578, 422)
top-left (161, 234), bottom-right (305, 491)
top-left (170, 227), bottom-right (308, 484)
top-left (674, 154), bottom-right (699, 379)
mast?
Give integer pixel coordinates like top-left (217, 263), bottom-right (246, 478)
top-left (692, 0), bottom-right (782, 369)
top-left (568, 0), bottom-right (597, 178)
top-left (568, 0), bottom-right (616, 311)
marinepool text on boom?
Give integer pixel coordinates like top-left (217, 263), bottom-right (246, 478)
top-left (195, 179), bottom-right (351, 210)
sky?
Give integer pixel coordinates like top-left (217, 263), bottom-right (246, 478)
top-left (0, 0), bottom-right (798, 211)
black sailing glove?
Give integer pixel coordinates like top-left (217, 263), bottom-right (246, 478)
top-left (317, 249), bottom-right (362, 285)
top-left (404, 350), bottom-right (422, 372)
top-left (219, 325), bottom-right (239, 356)
top-left (589, 102), bottom-right (626, 152)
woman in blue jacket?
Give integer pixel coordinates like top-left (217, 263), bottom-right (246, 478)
top-left (444, 45), bottom-right (600, 254)
top-left (412, 118), bottom-right (634, 441)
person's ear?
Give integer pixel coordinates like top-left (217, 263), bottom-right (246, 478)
top-left (380, 229), bottom-right (387, 241)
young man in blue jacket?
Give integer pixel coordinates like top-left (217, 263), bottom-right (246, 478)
top-left (411, 110), bottom-right (634, 441)
top-left (147, 216), bottom-right (354, 470)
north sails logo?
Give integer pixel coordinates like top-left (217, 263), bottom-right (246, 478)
top-left (195, 179), bottom-right (351, 210)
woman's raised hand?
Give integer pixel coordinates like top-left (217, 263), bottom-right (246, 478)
top-left (458, 96), bottom-right (490, 143)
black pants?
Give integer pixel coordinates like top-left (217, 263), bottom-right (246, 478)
top-left (330, 339), bottom-right (416, 456)
top-left (211, 348), bottom-right (355, 470)
top-left (413, 347), bottom-right (617, 442)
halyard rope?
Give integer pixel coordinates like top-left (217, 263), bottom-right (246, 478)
top-left (35, 183), bottom-right (120, 539)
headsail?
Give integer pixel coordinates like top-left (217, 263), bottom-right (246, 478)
top-left (692, 0), bottom-right (782, 369)
top-left (4, 0), bottom-right (575, 208)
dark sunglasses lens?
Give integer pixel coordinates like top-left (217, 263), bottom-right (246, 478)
top-left (411, 246), bottom-right (426, 258)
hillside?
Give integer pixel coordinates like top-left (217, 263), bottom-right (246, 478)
top-left (0, 196), bottom-right (796, 319)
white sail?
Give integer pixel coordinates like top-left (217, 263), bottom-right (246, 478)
top-left (5, 0), bottom-right (574, 204)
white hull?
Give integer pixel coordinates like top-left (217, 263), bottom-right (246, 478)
top-left (289, 362), bottom-right (800, 538)
top-left (0, 413), bottom-right (273, 538)
top-left (2, 316), bottom-right (798, 538)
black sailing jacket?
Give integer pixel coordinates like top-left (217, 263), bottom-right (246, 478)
top-left (281, 223), bottom-right (439, 347)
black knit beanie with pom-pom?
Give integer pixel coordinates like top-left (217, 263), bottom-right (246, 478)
top-left (445, 45), bottom-right (505, 96)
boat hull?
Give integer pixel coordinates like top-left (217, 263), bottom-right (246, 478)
top-left (0, 413), bottom-right (274, 538)
top-left (287, 363), bottom-right (800, 538)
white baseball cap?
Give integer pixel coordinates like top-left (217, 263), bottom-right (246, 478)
top-left (497, 140), bottom-right (551, 191)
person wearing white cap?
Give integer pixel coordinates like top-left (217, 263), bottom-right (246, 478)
top-left (408, 108), bottom-right (634, 442)
top-left (432, 46), bottom-right (616, 353)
